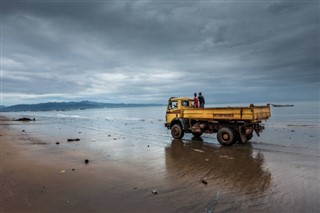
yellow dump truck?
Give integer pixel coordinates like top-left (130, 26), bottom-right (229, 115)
top-left (165, 97), bottom-right (271, 146)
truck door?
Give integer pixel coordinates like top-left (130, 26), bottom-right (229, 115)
top-left (166, 100), bottom-right (179, 124)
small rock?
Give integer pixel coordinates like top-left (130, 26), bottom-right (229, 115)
top-left (56, 142), bottom-right (60, 145)
top-left (22, 130), bottom-right (25, 132)
top-left (84, 159), bottom-right (89, 164)
top-left (147, 145), bottom-right (150, 147)
top-left (201, 179), bottom-right (208, 185)
top-left (290, 130), bottom-right (295, 132)
top-left (72, 169), bottom-right (75, 171)
top-left (151, 190), bottom-right (158, 194)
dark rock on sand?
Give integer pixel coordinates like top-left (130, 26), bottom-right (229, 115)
top-left (201, 178), bottom-right (208, 185)
top-left (15, 117), bottom-right (35, 121)
top-left (67, 138), bottom-right (80, 142)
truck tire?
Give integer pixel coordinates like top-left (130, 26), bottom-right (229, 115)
top-left (171, 124), bottom-right (184, 139)
top-left (239, 133), bottom-right (253, 143)
top-left (247, 133), bottom-right (253, 141)
top-left (217, 127), bottom-right (236, 146)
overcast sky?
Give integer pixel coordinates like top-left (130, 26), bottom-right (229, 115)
top-left (1, 0), bottom-right (319, 105)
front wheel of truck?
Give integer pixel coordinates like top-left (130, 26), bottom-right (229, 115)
top-left (171, 124), bottom-right (184, 139)
top-left (217, 127), bottom-right (236, 146)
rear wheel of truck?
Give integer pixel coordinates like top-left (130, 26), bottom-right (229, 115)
top-left (239, 133), bottom-right (253, 143)
top-left (217, 127), bottom-right (236, 146)
top-left (171, 124), bottom-right (184, 139)
top-left (246, 133), bottom-right (253, 141)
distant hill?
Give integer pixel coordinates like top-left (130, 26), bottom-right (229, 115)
top-left (0, 101), bottom-right (163, 112)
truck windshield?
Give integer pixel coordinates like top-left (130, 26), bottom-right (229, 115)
top-left (168, 101), bottom-right (178, 110)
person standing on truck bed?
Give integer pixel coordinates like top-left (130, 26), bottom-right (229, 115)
top-left (193, 93), bottom-right (199, 108)
top-left (198, 92), bottom-right (205, 108)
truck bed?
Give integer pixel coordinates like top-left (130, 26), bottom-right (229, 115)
top-left (181, 104), bottom-right (271, 122)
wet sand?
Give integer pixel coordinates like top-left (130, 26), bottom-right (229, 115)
top-left (1, 116), bottom-right (319, 212)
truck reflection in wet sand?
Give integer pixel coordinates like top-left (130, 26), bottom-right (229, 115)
top-left (164, 139), bottom-right (272, 212)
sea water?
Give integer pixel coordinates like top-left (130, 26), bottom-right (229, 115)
top-left (4, 101), bottom-right (319, 146)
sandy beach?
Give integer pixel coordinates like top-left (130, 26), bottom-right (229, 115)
top-left (1, 110), bottom-right (319, 213)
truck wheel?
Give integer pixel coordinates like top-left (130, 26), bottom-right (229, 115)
top-left (171, 124), bottom-right (184, 139)
top-left (217, 127), bottom-right (235, 146)
top-left (239, 133), bottom-right (253, 143)
top-left (192, 132), bottom-right (203, 137)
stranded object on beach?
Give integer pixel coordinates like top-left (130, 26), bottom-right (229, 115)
top-left (271, 104), bottom-right (294, 107)
top-left (14, 117), bottom-right (35, 121)
top-left (67, 138), bottom-right (80, 142)
top-left (151, 190), bottom-right (158, 194)
top-left (84, 159), bottom-right (89, 164)
top-left (201, 178), bottom-right (208, 185)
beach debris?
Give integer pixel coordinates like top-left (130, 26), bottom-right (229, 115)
top-left (56, 142), bottom-right (60, 145)
top-left (65, 201), bottom-right (70, 204)
top-left (72, 169), bottom-right (75, 171)
top-left (22, 130), bottom-right (25, 132)
top-left (147, 145), bottom-right (150, 147)
top-left (271, 104), bottom-right (294, 107)
top-left (84, 159), bottom-right (89, 164)
top-left (108, 135), bottom-right (111, 137)
top-left (78, 132), bottom-right (82, 134)
top-left (193, 149), bottom-right (204, 153)
top-left (133, 187), bottom-right (138, 190)
top-left (151, 190), bottom-right (158, 194)
top-left (59, 170), bottom-right (66, 174)
top-left (201, 178), bottom-right (208, 185)
top-left (205, 159), bottom-right (209, 162)
top-left (14, 117), bottom-right (35, 121)
top-left (290, 130), bottom-right (295, 132)
top-left (67, 138), bottom-right (80, 142)
top-left (113, 138), bottom-right (117, 140)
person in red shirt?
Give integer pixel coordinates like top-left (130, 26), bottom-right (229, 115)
top-left (193, 93), bottom-right (199, 108)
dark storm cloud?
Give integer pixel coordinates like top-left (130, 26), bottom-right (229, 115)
top-left (1, 1), bottom-right (319, 105)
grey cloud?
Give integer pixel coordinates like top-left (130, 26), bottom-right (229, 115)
top-left (1, 1), bottom-right (319, 105)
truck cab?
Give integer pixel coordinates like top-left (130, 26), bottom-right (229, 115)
top-left (166, 97), bottom-right (193, 127)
